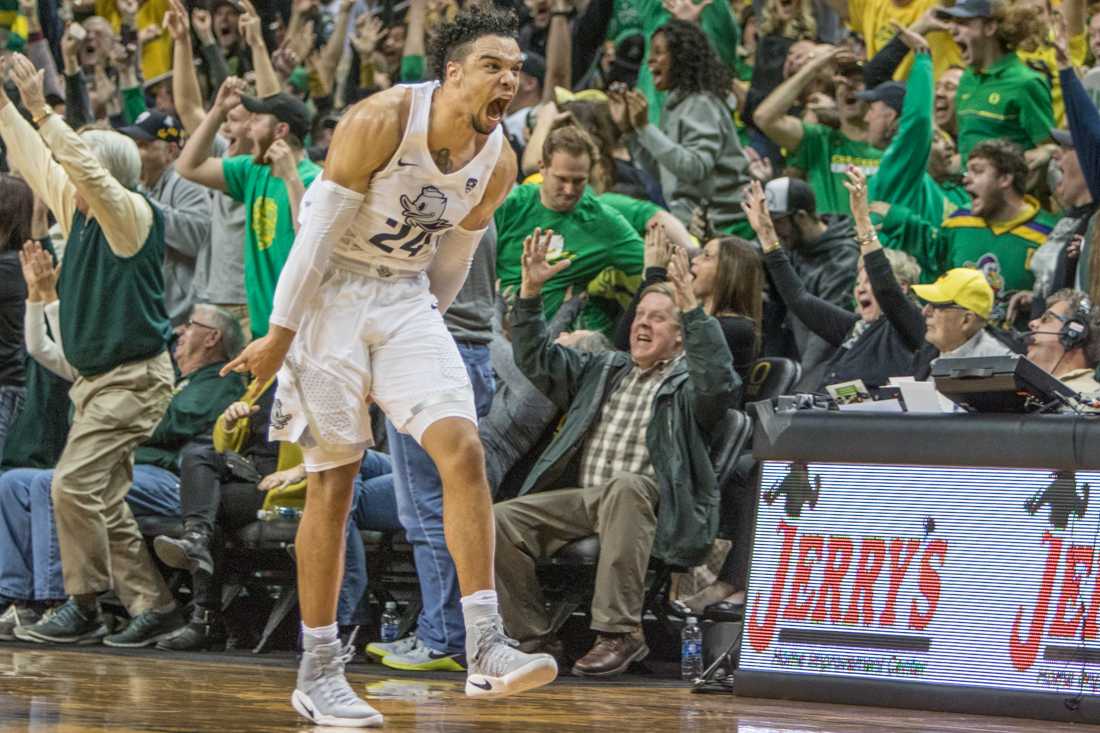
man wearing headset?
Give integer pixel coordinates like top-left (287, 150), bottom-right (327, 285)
top-left (1026, 289), bottom-right (1100, 394)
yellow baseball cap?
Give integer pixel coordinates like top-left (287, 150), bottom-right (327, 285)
top-left (910, 268), bottom-right (994, 320)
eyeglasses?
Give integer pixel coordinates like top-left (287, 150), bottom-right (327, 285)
top-left (187, 318), bottom-right (218, 331)
top-left (924, 302), bottom-right (965, 313)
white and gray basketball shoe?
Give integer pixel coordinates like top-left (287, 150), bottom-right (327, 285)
top-left (292, 637), bottom-right (383, 728)
top-left (464, 616), bottom-right (558, 698)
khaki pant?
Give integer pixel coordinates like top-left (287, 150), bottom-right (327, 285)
top-left (51, 351), bottom-right (175, 614)
top-left (494, 472), bottom-right (660, 643)
top-left (213, 303), bottom-right (251, 345)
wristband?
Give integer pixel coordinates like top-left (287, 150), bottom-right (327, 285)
top-left (32, 106), bottom-right (53, 126)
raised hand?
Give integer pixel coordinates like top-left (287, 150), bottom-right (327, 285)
top-left (624, 89), bottom-right (649, 130)
top-left (238, 0), bottom-right (265, 48)
top-left (116, 0), bottom-right (139, 23)
top-left (666, 246), bottom-right (698, 312)
top-left (191, 7), bottom-right (214, 44)
top-left (520, 227), bottom-right (571, 298)
top-left (740, 179), bottom-right (780, 252)
top-left (606, 84), bottom-right (631, 133)
top-left (163, 0), bottom-right (190, 42)
top-left (7, 54), bottom-right (46, 114)
top-left (214, 75), bottom-right (247, 114)
top-left (644, 219), bottom-right (672, 270)
top-left (351, 14), bottom-right (383, 57)
top-left (662, 0), bottom-right (712, 24)
top-left (19, 240), bottom-right (60, 303)
top-left (842, 165), bottom-right (872, 233)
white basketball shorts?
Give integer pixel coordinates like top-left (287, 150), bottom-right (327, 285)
top-left (270, 266), bottom-right (476, 472)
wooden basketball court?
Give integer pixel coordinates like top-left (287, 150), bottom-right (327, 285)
top-left (0, 645), bottom-right (1093, 732)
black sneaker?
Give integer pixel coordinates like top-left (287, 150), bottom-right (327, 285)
top-left (156, 607), bottom-right (226, 651)
top-left (104, 607), bottom-right (185, 648)
top-left (154, 530), bottom-right (213, 575)
top-left (0, 604), bottom-right (41, 641)
top-left (13, 599), bottom-right (108, 644)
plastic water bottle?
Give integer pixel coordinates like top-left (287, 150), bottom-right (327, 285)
top-left (681, 616), bottom-right (703, 681)
top-left (380, 601), bottom-right (400, 643)
top-left (256, 506), bottom-right (302, 522)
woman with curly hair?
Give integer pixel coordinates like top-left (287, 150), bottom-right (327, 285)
top-left (940, 0), bottom-right (1055, 163)
top-left (607, 19), bottom-right (751, 238)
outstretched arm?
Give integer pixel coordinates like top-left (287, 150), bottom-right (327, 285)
top-left (177, 76), bottom-right (243, 192)
top-left (222, 87), bottom-right (406, 381)
top-left (753, 46), bottom-right (851, 152)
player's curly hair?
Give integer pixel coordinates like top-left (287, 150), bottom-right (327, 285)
top-left (990, 0), bottom-right (1046, 53)
top-left (653, 19), bottom-right (731, 100)
top-left (428, 4), bottom-right (519, 81)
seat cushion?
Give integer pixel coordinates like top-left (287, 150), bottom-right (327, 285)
top-left (234, 521), bottom-right (386, 550)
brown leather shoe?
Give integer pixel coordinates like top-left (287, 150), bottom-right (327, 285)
top-left (570, 630), bottom-right (649, 678)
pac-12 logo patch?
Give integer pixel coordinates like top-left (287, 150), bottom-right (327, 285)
top-left (465, 177), bottom-right (478, 194)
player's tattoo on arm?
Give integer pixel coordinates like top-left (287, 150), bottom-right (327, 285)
top-left (432, 148), bottom-right (453, 173)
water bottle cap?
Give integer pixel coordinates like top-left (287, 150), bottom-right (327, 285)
top-left (686, 616), bottom-right (698, 624)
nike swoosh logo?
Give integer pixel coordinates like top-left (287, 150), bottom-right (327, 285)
top-left (301, 697), bottom-right (316, 717)
top-left (397, 158), bottom-right (415, 167)
top-left (469, 679), bottom-right (493, 691)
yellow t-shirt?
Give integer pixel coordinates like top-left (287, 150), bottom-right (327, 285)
top-left (848, 0), bottom-right (963, 79)
top-left (95, 0), bottom-right (172, 81)
top-left (1017, 33), bottom-right (1088, 128)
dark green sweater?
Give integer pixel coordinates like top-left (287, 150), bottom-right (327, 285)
top-left (58, 200), bottom-right (170, 377)
top-left (134, 362), bottom-right (245, 473)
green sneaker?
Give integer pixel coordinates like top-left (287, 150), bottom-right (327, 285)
top-left (365, 634), bottom-right (418, 660)
top-left (104, 607), bottom-right (184, 648)
top-left (382, 637), bottom-right (466, 672)
top-left (13, 598), bottom-right (108, 645)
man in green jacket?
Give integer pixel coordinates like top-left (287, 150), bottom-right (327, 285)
top-left (493, 230), bottom-right (739, 678)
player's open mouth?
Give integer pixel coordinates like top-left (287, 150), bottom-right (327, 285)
top-left (487, 97), bottom-right (510, 123)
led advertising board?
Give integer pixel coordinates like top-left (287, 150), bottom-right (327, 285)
top-left (740, 462), bottom-right (1100, 700)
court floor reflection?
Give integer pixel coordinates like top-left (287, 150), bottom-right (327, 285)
top-left (0, 647), bottom-right (1092, 732)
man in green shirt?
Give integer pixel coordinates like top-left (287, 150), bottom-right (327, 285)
top-left (942, 139), bottom-right (1057, 295)
top-left (754, 45), bottom-right (882, 216)
top-left (938, 0), bottom-right (1054, 163)
top-left (496, 127), bottom-right (644, 336)
top-left (177, 81), bottom-right (321, 339)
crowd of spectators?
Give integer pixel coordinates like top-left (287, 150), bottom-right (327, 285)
top-left (2, 0), bottom-right (1100, 681)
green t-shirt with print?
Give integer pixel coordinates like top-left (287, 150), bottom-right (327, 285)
top-left (222, 154), bottom-right (322, 338)
top-left (787, 122), bottom-right (882, 217)
top-left (955, 53), bottom-right (1054, 163)
top-left (495, 184), bottom-right (644, 336)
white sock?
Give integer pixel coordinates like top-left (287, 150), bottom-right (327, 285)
top-left (302, 621), bottom-right (339, 650)
top-left (461, 589), bottom-right (499, 626)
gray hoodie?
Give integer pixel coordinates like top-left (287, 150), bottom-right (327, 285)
top-left (629, 90), bottom-right (749, 233)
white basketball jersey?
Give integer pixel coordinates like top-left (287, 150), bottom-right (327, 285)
top-left (332, 81), bottom-right (503, 277)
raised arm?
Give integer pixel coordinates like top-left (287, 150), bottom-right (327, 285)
top-left (20, 0), bottom-right (62, 101)
top-left (753, 46), bottom-right (849, 153)
top-left (319, 0), bottom-right (357, 86)
top-left (165, 0), bottom-right (205, 134)
top-left (221, 87), bottom-right (405, 381)
top-left (60, 26), bottom-right (93, 129)
top-left (744, 179), bottom-right (858, 346)
top-left (177, 76), bottom-right (243, 192)
top-left (845, 167), bottom-right (924, 349)
top-left (542, 0), bottom-right (572, 102)
top-left (1060, 54), bottom-right (1100, 202)
top-left (240, 0), bottom-right (280, 98)
top-left (0, 65), bottom-right (77, 236)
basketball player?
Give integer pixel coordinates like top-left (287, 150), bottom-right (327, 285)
top-left (221, 7), bottom-right (557, 728)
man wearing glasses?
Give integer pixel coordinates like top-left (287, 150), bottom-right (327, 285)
top-left (1025, 290), bottom-right (1100, 394)
top-left (911, 267), bottom-right (1014, 378)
